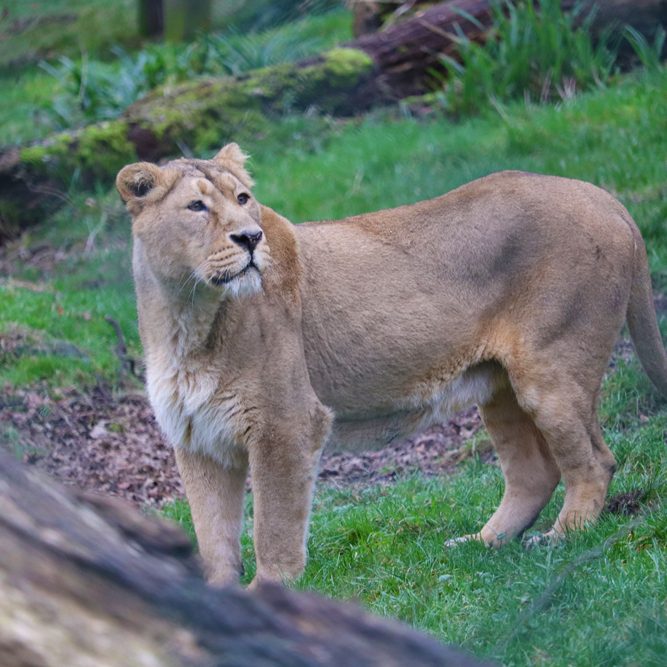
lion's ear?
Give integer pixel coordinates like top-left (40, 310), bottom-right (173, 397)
top-left (116, 162), bottom-right (163, 204)
top-left (213, 143), bottom-right (254, 188)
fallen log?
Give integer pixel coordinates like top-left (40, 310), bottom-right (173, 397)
top-left (0, 47), bottom-right (377, 241)
top-left (1, 0), bottom-right (665, 241)
top-left (0, 448), bottom-right (490, 667)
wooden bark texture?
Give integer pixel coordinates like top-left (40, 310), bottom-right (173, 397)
top-left (0, 449), bottom-right (491, 667)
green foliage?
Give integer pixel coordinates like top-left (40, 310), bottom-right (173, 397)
top-left (623, 25), bottom-right (667, 73)
top-left (221, 0), bottom-right (341, 33)
top-left (39, 49), bottom-right (190, 124)
top-left (439, 0), bottom-right (619, 114)
top-left (202, 28), bottom-right (325, 77)
top-left (38, 10), bottom-right (352, 128)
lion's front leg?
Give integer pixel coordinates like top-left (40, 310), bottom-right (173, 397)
top-left (174, 447), bottom-right (248, 586)
top-left (249, 403), bottom-right (331, 586)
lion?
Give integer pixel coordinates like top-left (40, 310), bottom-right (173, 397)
top-left (116, 144), bottom-right (667, 586)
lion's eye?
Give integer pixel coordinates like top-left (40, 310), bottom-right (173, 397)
top-left (237, 193), bottom-right (250, 206)
top-left (187, 200), bottom-right (207, 212)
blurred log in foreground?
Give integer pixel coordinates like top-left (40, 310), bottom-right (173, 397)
top-left (0, 449), bottom-right (491, 667)
top-left (1, 0), bottom-right (666, 241)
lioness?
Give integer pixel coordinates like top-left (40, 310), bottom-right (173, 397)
top-left (117, 144), bottom-right (667, 585)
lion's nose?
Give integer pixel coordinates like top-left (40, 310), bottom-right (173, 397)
top-left (230, 229), bottom-right (263, 253)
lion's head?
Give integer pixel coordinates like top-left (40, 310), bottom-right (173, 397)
top-left (116, 143), bottom-right (270, 299)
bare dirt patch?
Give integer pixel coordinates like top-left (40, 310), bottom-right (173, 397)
top-left (0, 385), bottom-right (486, 507)
top-left (1, 386), bottom-right (180, 506)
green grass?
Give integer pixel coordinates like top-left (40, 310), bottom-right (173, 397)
top-left (0, 193), bottom-right (140, 388)
top-left (438, 0), bottom-right (619, 114)
top-left (0, 67), bottom-right (61, 145)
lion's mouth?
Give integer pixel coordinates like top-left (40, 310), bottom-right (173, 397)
top-left (210, 261), bottom-right (257, 286)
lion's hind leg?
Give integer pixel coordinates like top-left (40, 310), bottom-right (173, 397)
top-left (446, 382), bottom-right (561, 547)
top-left (512, 373), bottom-right (616, 543)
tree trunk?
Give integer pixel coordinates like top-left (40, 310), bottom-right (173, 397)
top-left (1, 0), bottom-right (665, 241)
top-left (0, 449), bottom-right (489, 667)
top-left (138, 0), bottom-right (164, 38)
top-left (353, 0), bottom-right (493, 97)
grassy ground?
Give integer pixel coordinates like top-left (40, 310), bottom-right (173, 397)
top-left (1, 6), bottom-right (666, 665)
top-left (166, 399), bottom-right (666, 666)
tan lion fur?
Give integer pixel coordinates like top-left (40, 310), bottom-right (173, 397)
top-left (117, 145), bottom-right (667, 585)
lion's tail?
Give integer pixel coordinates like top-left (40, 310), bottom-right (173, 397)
top-left (626, 220), bottom-right (667, 396)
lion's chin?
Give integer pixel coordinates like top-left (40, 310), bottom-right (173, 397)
top-left (220, 267), bottom-right (263, 300)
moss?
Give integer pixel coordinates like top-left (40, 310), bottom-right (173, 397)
top-left (323, 48), bottom-right (374, 79)
top-left (241, 47), bottom-right (374, 114)
top-left (131, 78), bottom-right (268, 156)
top-left (20, 121), bottom-right (136, 183)
top-left (77, 121), bottom-right (136, 178)
top-left (20, 132), bottom-right (73, 169)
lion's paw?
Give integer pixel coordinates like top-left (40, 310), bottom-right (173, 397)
top-left (523, 529), bottom-right (564, 548)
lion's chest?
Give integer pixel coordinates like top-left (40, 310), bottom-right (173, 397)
top-left (146, 361), bottom-right (246, 468)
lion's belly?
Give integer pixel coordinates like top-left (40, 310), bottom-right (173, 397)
top-left (296, 220), bottom-right (507, 419)
top-left (324, 362), bottom-right (504, 452)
